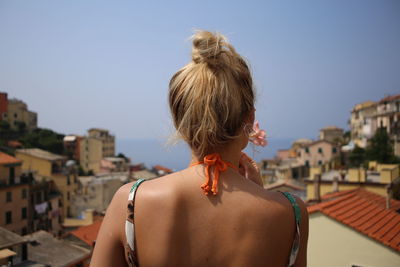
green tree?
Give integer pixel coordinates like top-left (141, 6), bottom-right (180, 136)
top-left (19, 128), bottom-right (65, 155)
top-left (348, 145), bottom-right (366, 167)
top-left (366, 127), bottom-right (399, 164)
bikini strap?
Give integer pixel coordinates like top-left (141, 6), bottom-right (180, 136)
top-left (125, 178), bottom-right (147, 267)
top-left (190, 153), bottom-right (238, 196)
top-left (281, 191), bottom-right (301, 225)
top-left (280, 191), bottom-right (301, 267)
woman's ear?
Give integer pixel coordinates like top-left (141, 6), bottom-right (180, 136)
top-left (247, 108), bottom-right (255, 125)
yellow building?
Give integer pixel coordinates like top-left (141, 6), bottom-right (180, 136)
top-left (3, 96), bottom-right (37, 132)
top-left (15, 148), bottom-right (78, 218)
top-left (80, 137), bottom-right (102, 173)
top-left (305, 163), bottom-right (399, 200)
top-left (0, 152), bottom-right (29, 235)
top-left (307, 189), bottom-right (400, 267)
top-left (88, 128), bottom-right (115, 157)
top-left (79, 128), bottom-right (116, 174)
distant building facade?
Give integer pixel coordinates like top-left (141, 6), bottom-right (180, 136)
top-left (88, 128), bottom-right (115, 157)
top-left (63, 135), bottom-right (83, 161)
top-left (350, 101), bottom-right (377, 148)
top-left (15, 148), bottom-right (78, 219)
top-left (304, 162), bottom-right (399, 200)
top-left (0, 152), bottom-right (29, 235)
top-left (319, 126), bottom-right (344, 143)
top-left (376, 94), bottom-right (400, 156)
top-left (80, 128), bottom-right (116, 174)
top-left (71, 173), bottom-right (129, 217)
top-left (0, 92), bottom-right (37, 132)
top-left (297, 140), bottom-right (340, 167)
top-left (28, 176), bottom-right (63, 237)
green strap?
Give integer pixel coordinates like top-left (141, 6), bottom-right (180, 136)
top-left (282, 192), bottom-right (301, 225)
top-left (130, 178), bottom-right (146, 193)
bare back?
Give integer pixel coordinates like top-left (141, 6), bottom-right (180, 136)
top-left (126, 166), bottom-right (308, 267)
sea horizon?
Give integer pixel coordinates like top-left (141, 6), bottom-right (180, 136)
top-left (117, 137), bottom-right (296, 171)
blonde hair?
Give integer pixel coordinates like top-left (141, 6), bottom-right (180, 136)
top-left (169, 30), bottom-right (255, 158)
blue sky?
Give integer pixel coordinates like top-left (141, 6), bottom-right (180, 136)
top-left (1, 0), bottom-right (399, 140)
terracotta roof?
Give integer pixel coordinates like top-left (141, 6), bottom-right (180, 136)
top-left (0, 152), bottom-right (21, 165)
top-left (352, 101), bottom-right (376, 112)
top-left (16, 148), bottom-right (65, 161)
top-left (308, 188), bottom-right (400, 252)
top-left (380, 94), bottom-right (400, 104)
top-left (153, 165), bottom-right (173, 173)
top-left (70, 220), bottom-right (103, 247)
top-left (7, 140), bottom-right (22, 148)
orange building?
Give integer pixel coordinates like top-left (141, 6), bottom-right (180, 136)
top-left (0, 152), bottom-right (29, 235)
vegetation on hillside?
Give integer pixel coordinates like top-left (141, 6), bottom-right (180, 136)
top-left (0, 120), bottom-right (65, 155)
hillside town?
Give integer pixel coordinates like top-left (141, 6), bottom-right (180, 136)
top-left (0, 91), bottom-right (400, 266)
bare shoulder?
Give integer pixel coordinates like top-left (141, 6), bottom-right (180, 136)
top-left (258, 189), bottom-right (308, 225)
top-left (90, 182), bottom-right (134, 266)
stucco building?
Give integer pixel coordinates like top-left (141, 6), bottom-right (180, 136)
top-left (304, 162), bottom-right (399, 200)
top-left (350, 101), bottom-right (378, 148)
top-left (297, 140), bottom-right (340, 167)
top-left (71, 173), bottom-right (129, 217)
top-left (0, 92), bottom-right (37, 132)
top-left (15, 148), bottom-right (78, 219)
top-left (307, 189), bottom-right (400, 267)
top-left (79, 128), bottom-right (116, 174)
top-left (0, 152), bottom-right (29, 235)
top-left (319, 126), bottom-right (344, 143)
top-left (376, 94), bottom-right (400, 156)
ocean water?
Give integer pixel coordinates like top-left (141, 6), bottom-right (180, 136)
top-left (117, 138), bottom-right (294, 171)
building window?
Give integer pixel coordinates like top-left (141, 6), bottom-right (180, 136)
top-left (22, 207), bottom-right (27, 220)
top-left (305, 147), bottom-right (309, 153)
top-left (36, 192), bottom-right (42, 203)
top-left (22, 188), bottom-right (27, 199)
top-left (318, 160), bottom-right (322, 166)
top-left (318, 147), bottom-right (323, 154)
top-left (67, 175), bottom-right (70, 185)
top-left (6, 191), bottom-right (12, 202)
top-left (14, 113), bottom-right (17, 118)
top-left (67, 191), bottom-right (70, 201)
top-left (6, 211), bottom-right (12, 224)
top-left (9, 167), bottom-right (15, 184)
top-left (305, 160), bottom-right (309, 167)
top-left (332, 147), bottom-right (337, 154)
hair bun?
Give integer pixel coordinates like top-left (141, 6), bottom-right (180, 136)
top-left (191, 30), bottom-right (232, 66)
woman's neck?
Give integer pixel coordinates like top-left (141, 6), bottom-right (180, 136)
top-left (189, 144), bottom-right (242, 168)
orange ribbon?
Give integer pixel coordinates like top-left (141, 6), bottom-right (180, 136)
top-left (190, 153), bottom-right (238, 195)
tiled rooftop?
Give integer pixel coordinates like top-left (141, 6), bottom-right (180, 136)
top-left (308, 188), bottom-right (400, 252)
top-left (153, 164), bottom-right (173, 173)
top-left (0, 227), bottom-right (27, 249)
top-left (25, 230), bottom-right (90, 266)
top-left (70, 220), bottom-right (103, 247)
top-left (380, 93), bottom-right (400, 103)
top-left (0, 152), bottom-right (21, 165)
top-left (16, 148), bottom-right (65, 161)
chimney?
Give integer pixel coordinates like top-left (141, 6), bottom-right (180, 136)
top-left (332, 176), bottom-right (339, 192)
top-left (314, 174), bottom-right (321, 202)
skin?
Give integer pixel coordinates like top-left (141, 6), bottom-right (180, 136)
top-left (91, 113), bottom-right (309, 267)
